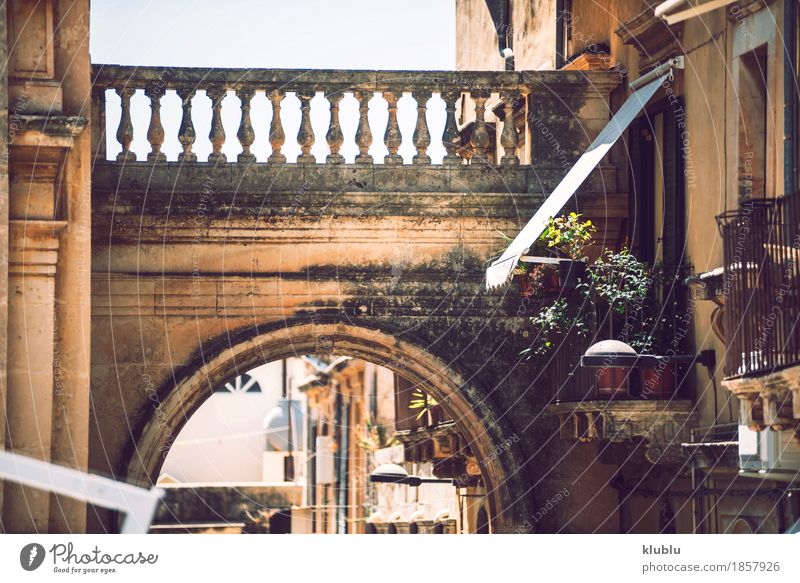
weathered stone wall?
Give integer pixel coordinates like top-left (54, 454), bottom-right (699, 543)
top-left (455, 0), bottom-right (557, 70)
top-left (89, 142), bottom-right (627, 533)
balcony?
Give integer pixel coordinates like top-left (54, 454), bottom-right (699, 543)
top-left (543, 307), bottom-right (698, 464)
top-left (717, 193), bottom-right (800, 434)
top-left (90, 65), bottom-right (621, 183)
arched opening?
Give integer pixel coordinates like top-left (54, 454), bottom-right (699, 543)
top-left (127, 321), bottom-right (524, 533)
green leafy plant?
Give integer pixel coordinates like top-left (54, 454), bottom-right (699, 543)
top-left (408, 389), bottom-right (439, 421)
top-left (588, 249), bottom-right (652, 314)
top-left (522, 297), bottom-right (591, 358)
top-left (541, 212), bottom-right (596, 260)
top-left (357, 402), bottom-right (396, 452)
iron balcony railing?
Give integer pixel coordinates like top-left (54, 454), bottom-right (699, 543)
top-left (718, 192), bottom-right (800, 378)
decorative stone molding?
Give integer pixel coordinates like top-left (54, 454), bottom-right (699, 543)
top-left (615, 6), bottom-right (684, 70)
top-left (722, 364), bottom-right (800, 438)
top-left (8, 220), bottom-right (67, 276)
top-left (547, 400), bottom-right (698, 465)
top-left (726, 0), bottom-right (776, 22)
top-left (8, 114), bottom-right (87, 222)
top-left (685, 267), bottom-right (726, 342)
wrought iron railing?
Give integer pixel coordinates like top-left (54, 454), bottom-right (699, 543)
top-left (718, 192), bottom-right (800, 377)
top-left (547, 274), bottom-right (689, 402)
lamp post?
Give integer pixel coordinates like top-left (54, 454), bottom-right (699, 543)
top-left (580, 339), bottom-right (716, 372)
top-left (369, 464), bottom-right (455, 487)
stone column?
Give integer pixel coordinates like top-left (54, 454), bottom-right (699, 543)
top-left (0, 0), bottom-right (9, 519)
top-left (50, 0), bottom-right (92, 533)
top-left (0, 113), bottom-right (85, 533)
top-left (3, 220), bottom-right (66, 532)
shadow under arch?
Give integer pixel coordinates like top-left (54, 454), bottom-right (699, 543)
top-left (125, 319), bottom-right (529, 533)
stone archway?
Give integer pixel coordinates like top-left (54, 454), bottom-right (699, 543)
top-left (125, 320), bottom-right (527, 533)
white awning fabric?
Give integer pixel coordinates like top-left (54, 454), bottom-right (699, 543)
top-left (485, 72), bottom-right (670, 290)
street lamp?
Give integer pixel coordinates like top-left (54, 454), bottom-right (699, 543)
top-left (580, 339), bottom-right (716, 372)
top-left (369, 464), bottom-right (455, 486)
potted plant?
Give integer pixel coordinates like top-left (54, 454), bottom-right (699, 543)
top-left (541, 212), bottom-right (596, 291)
top-left (586, 249), bottom-right (654, 399)
top-left (629, 309), bottom-right (677, 399)
top-left (521, 297), bottom-right (592, 359)
top-left (495, 232), bottom-right (559, 298)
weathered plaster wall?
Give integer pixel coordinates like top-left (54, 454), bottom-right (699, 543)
top-left (456, 0), bottom-right (556, 70)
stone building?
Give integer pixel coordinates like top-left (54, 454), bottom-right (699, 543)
top-left (1, 0), bottom-right (798, 534)
top-left (459, 0), bottom-right (800, 533)
top-left (294, 356), bottom-right (485, 534)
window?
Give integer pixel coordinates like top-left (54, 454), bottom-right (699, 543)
top-left (555, 0), bottom-right (572, 69)
top-left (628, 101), bottom-right (686, 270)
top-left (737, 45), bottom-right (768, 200)
top-left (217, 372), bottom-right (261, 393)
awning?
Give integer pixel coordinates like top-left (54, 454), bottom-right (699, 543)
top-left (485, 71), bottom-right (671, 290)
top-left (655, 0), bottom-right (740, 26)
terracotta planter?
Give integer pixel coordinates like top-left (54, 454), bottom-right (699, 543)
top-left (639, 363), bottom-right (676, 398)
top-left (518, 274), bottom-right (534, 298)
top-left (596, 367), bottom-right (629, 399)
top-left (542, 267), bottom-right (560, 294)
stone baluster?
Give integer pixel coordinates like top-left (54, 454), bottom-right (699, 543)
top-left (441, 91), bottom-right (461, 165)
top-left (383, 91), bottom-right (403, 165)
top-left (354, 91), bottom-right (373, 164)
top-left (470, 91), bottom-right (490, 163)
top-left (325, 90), bottom-right (345, 164)
top-left (207, 86), bottom-right (227, 163)
top-left (500, 93), bottom-right (520, 166)
top-left (268, 90), bottom-right (287, 164)
top-left (145, 86), bottom-right (166, 162)
top-left (177, 89), bottom-right (197, 162)
top-left (115, 87), bottom-right (136, 161)
top-left (412, 91), bottom-right (432, 165)
top-left (236, 88), bottom-right (256, 163)
top-left (296, 90), bottom-right (316, 164)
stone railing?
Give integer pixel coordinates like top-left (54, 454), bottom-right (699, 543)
top-left (91, 65), bottom-right (619, 168)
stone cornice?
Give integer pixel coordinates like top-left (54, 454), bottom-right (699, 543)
top-left (547, 399), bottom-right (698, 464)
top-left (722, 364), bottom-right (800, 434)
top-left (615, 5), bottom-right (684, 70)
top-left (9, 220), bottom-right (68, 276)
top-left (10, 114), bottom-right (88, 150)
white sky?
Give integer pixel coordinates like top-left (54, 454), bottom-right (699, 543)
top-left (91, 1), bottom-right (458, 163)
top-left (91, 0), bottom-right (456, 70)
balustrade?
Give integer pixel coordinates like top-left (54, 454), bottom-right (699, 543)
top-left (91, 66), bottom-right (545, 166)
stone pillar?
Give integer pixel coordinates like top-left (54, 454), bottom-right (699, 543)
top-left (0, 0), bottom-right (9, 519)
top-left (0, 113), bottom-right (85, 533)
top-left (3, 220), bottom-right (66, 532)
top-left (50, 0), bottom-right (92, 534)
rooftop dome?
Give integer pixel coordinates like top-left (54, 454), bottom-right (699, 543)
top-left (262, 398), bottom-right (304, 452)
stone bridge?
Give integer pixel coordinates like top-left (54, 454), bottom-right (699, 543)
top-left (88, 65), bottom-right (622, 532)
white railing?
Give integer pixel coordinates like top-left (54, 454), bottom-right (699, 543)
top-left (0, 451), bottom-right (163, 534)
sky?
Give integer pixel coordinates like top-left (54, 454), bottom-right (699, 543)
top-left (91, 0), bottom-right (456, 70)
top-left (91, 1), bottom-right (458, 163)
